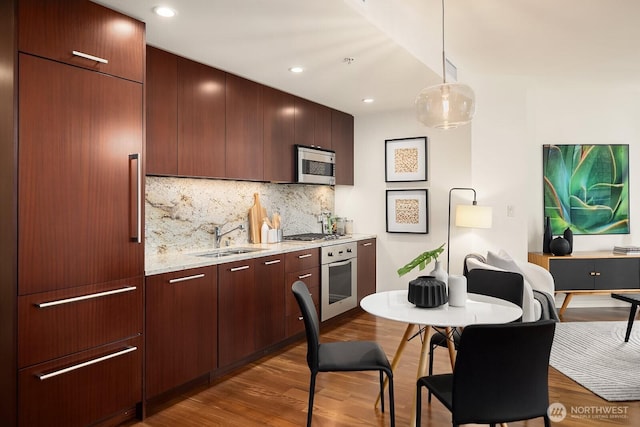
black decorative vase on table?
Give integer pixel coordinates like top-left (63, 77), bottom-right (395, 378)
top-left (549, 236), bottom-right (571, 256)
top-left (563, 227), bottom-right (573, 254)
top-left (408, 276), bottom-right (447, 308)
top-left (543, 216), bottom-right (552, 254)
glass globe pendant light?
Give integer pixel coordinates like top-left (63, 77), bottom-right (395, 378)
top-left (416, 0), bottom-right (475, 129)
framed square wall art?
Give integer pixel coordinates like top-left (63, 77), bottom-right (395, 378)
top-left (386, 189), bottom-right (428, 233)
top-left (543, 144), bottom-right (629, 235)
top-left (385, 136), bottom-right (427, 182)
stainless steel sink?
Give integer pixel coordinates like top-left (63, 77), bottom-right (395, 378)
top-left (195, 247), bottom-right (264, 258)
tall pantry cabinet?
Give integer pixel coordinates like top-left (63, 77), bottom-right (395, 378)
top-left (1, 1), bottom-right (146, 426)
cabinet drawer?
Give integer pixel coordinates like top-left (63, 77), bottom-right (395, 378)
top-left (285, 248), bottom-right (320, 272)
top-left (18, 0), bottom-right (145, 82)
top-left (19, 336), bottom-right (142, 427)
top-left (18, 277), bottom-right (142, 368)
top-left (285, 267), bottom-right (319, 316)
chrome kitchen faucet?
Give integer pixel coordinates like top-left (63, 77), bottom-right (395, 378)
top-left (214, 224), bottom-right (245, 248)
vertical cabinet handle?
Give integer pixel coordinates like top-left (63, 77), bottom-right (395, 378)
top-left (129, 154), bottom-right (141, 243)
top-left (72, 50), bottom-right (109, 64)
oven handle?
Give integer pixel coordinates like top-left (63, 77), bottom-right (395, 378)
top-left (325, 259), bottom-right (355, 268)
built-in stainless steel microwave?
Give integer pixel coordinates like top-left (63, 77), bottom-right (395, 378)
top-left (295, 145), bottom-right (335, 185)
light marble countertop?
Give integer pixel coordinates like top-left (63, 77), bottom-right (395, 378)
top-left (145, 233), bottom-right (376, 276)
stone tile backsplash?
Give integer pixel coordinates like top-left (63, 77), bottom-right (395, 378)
top-left (145, 176), bottom-right (334, 254)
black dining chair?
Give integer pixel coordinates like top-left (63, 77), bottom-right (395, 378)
top-left (417, 320), bottom-right (556, 427)
top-left (427, 269), bottom-right (524, 401)
top-left (291, 281), bottom-right (395, 427)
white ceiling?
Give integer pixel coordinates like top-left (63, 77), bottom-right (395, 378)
top-left (95, 0), bottom-right (640, 116)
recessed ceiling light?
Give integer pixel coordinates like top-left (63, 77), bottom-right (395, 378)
top-left (362, 98), bottom-right (374, 104)
top-left (289, 66), bottom-right (304, 73)
top-left (153, 6), bottom-right (176, 18)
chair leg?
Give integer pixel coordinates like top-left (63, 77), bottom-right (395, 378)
top-left (379, 370), bottom-right (385, 413)
top-left (307, 372), bottom-right (316, 427)
top-left (427, 342), bottom-right (435, 403)
top-left (544, 415), bottom-right (551, 427)
top-left (387, 371), bottom-right (395, 427)
top-left (416, 380), bottom-right (422, 426)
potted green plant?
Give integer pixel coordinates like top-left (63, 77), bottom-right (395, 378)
top-left (397, 243), bottom-right (445, 277)
top-left (398, 243), bottom-right (448, 308)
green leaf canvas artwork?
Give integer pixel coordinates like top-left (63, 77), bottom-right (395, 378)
top-left (543, 144), bottom-right (629, 235)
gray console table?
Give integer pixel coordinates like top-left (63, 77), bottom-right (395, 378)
top-left (528, 251), bottom-right (640, 316)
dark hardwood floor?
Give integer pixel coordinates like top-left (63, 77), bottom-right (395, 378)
top-left (127, 307), bottom-right (640, 426)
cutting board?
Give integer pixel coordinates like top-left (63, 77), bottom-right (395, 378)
top-left (248, 193), bottom-right (267, 243)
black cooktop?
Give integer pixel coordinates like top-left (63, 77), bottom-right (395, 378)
top-left (283, 233), bottom-right (343, 242)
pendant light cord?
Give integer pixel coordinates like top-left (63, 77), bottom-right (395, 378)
top-left (441, 0), bottom-right (446, 83)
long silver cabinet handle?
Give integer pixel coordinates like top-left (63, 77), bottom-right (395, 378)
top-left (298, 273), bottom-right (313, 279)
top-left (169, 273), bottom-right (205, 284)
top-left (35, 286), bottom-right (137, 308)
top-left (230, 265), bottom-right (250, 272)
top-left (264, 259), bottom-right (281, 265)
top-left (72, 50), bottom-right (108, 64)
top-left (363, 242), bottom-right (373, 247)
top-left (298, 254), bottom-right (312, 259)
top-left (129, 153), bottom-right (142, 243)
top-left (37, 346), bottom-right (137, 381)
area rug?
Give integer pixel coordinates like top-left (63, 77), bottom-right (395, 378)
top-left (550, 321), bottom-right (640, 401)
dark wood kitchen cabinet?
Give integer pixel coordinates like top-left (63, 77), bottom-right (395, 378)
top-left (263, 86), bottom-right (295, 182)
top-left (146, 46), bottom-right (178, 175)
top-left (18, 0), bottom-right (144, 83)
top-left (146, 49), bottom-right (227, 178)
top-left (1, 1), bottom-right (146, 425)
top-left (226, 74), bottom-right (264, 180)
top-left (254, 255), bottom-right (286, 350)
top-left (331, 109), bottom-right (355, 185)
top-left (357, 238), bottom-right (377, 304)
top-left (145, 266), bottom-right (217, 399)
top-left (284, 249), bottom-right (320, 338)
top-left (218, 258), bottom-right (257, 368)
top-left (294, 97), bottom-right (332, 149)
top-left (178, 56), bottom-right (227, 178)
top-left (18, 54), bottom-right (144, 295)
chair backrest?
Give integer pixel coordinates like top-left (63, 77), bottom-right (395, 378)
top-left (291, 281), bottom-right (320, 371)
top-left (466, 268), bottom-right (524, 321)
top-left (451, 320), bottom-right (556, 425)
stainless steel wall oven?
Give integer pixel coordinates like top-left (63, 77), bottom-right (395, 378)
top-left (321, 241), bottom-right (357, 321)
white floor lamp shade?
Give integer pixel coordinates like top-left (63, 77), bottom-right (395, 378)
top-left (456, 204), bottom-right (493, 229)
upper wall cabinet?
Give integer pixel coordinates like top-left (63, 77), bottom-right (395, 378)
top-left (332, 109), bottom-right (355, 185)
top-left (178, 57), bottom-right (226, 178)
top-left (146, 46), bottom-right (178, 175)
top-left (146, 48), bottom-right (226, 177)
top-left (294, 97), bottom-right (332, 150)
top-left (18, 0), bottom-right (144, 83)
top-left (145, 46), bottom-right (354, 185)
top-left (226, 74), bottom-right (264, 181)
top-left (263, 86), bottom-right (295, 182)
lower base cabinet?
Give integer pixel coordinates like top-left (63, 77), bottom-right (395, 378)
top-left (357, 238), bottom-right (376, 303)
top-left (145, 266), bottom-right (217, 399)
top-left (284, 249), bottom-right (320, 338)
top-left (19, 336), bottom-right (142, 427)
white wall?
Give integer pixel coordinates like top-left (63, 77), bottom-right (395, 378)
top-left (335, 108), bottom-right (480, 292)
top-left (339, 77), bottom-right (640, 307)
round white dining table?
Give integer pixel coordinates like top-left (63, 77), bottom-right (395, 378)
top-left (360, 290), bottom-right (523, 427)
